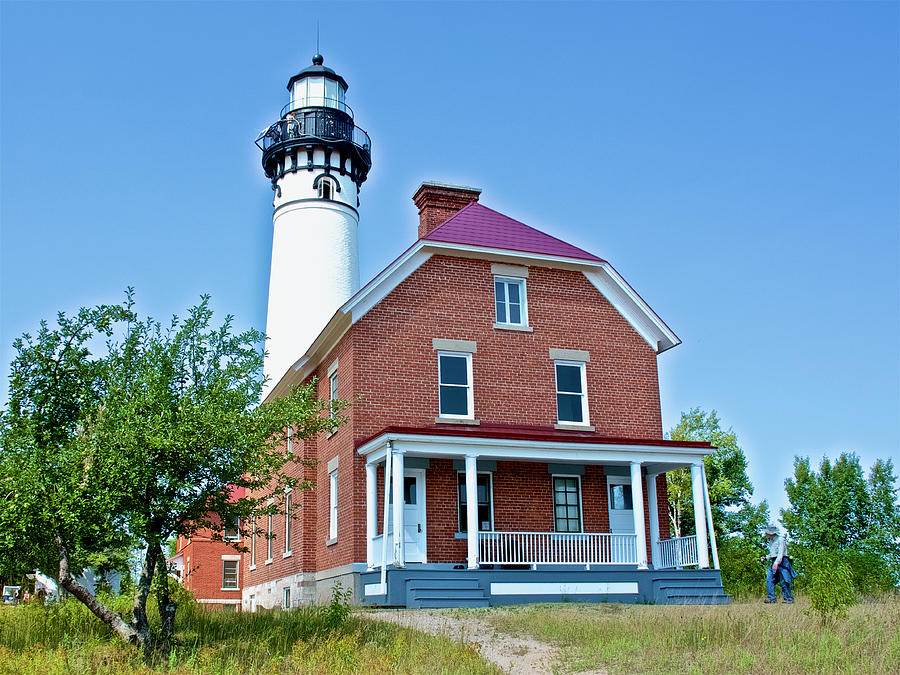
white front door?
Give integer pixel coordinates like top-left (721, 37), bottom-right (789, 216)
top-left (608, 476), bottom-right (635, 533)
top-left (402, 469), bottom-right (427, 562)
top-left (388, 469), bottom-right (427, 563)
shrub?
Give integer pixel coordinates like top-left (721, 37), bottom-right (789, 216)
top-left (804, 551), bottom-right (857, 624)
top-left (717, 536), bottom-right (766, 597)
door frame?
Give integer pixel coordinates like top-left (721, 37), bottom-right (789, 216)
top-left (404, 468), bottom-right (427, 563)
top-left (607, 474), bottom-right (635, 534)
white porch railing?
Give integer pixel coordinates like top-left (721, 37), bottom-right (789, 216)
top-left (479, 531), bottom-right (638, 565)
top-left (656, 535), bottom-right (699, 569)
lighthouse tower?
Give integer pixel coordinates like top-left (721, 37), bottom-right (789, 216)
top-left (256, 55), bottom-right (372, 393)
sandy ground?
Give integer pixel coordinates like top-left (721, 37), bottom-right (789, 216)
top-left (364, 608), bottom-right (569, 674)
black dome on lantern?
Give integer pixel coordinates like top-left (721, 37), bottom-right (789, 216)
top-left (286, 54), bottom-right (349, 91)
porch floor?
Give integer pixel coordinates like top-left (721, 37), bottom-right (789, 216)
top-left (360, 565), bottom-right (730, 608)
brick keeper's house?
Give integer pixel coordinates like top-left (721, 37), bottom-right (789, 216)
top-left (183, 55), bottom-right (728, 609)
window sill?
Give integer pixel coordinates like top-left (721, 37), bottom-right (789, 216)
top-left (435, 417), bottom-right (480, 425)
top-left (493, 322), bottom-right (533, 332)
top-left (248, 565), bottom-right (256, 571)
top-left (325, 537), bottom-right (338, 547)
top-left (554, 423), bottom-right (595, 432)
top-left (264, 559), bottom-right (273, 566)
top-left (221, 587), bottom-right (239, 592)
top-left (282, 551), bottom-right (293, 559)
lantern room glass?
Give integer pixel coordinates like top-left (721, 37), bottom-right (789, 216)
top-left (291, 76), bottom-right (346, 112)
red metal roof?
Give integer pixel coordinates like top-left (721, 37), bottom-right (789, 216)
top-left (355, 423), bottom-right (713, 451)
top-left (422, 202), bottom-right (605, 262)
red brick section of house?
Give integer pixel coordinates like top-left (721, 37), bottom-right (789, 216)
top-left (243, 184), bottom-right (681, 597)
top-left (175, 517), bottom-right (243, 611)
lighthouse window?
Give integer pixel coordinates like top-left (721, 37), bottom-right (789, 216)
top-left (318, 177), bottom-right (334, 200)
top-left (494, 277), bottom-right (527, 326)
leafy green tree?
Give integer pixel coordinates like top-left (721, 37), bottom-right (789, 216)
top-left (666, 408), bottom-right (758, 538)
top-left (0, 293), bottom-right (344, 652)
top-left (783, 453), bottom-right (900, 584)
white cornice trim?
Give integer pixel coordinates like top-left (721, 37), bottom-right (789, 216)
top-left (357, 431), bottom-right (712, 465)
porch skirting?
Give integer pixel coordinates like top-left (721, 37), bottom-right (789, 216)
top-left (358, 565), bottom-right (730, 607)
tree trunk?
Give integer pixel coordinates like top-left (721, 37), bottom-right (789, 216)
top-left (55, 531), bottom-right (142, 646)
top-left (131, 543), bottom-right (160, 645)
top-left (155, 544), bottom-right (177, 643)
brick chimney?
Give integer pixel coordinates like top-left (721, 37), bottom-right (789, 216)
top-left (412, 182), bottom-right (481, 239)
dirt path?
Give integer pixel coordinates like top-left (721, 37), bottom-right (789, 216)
top-left (364, 608), bottom-right (562, 674)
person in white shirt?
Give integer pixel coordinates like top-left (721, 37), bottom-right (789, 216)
top-left (762, 524), bottom-right (794, 603)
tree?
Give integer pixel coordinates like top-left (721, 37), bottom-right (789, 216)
top-left (0, 293), bottom-right (344, 652)
top-left (782, 453), bottom-right (900, 583)
top-left (666, 408), bottom-right (759, 538)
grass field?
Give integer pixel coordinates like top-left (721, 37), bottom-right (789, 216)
top-left (466, 595), bottom-right (900, 674)
top-left (2, 594), bottom-right (898, 673)
top-left (0, 597), bottom-right (500, 675)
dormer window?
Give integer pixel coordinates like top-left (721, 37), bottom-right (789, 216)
top-left (318, 176), bottom-right (335, 200)
top-left (494, 276), bottom-right (527, 326)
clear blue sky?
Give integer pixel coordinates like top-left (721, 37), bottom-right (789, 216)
top-left (2, 2), bottom-right (897, 517)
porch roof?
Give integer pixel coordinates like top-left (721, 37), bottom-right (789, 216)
top-left (356, 423), bottom-right (713, 472)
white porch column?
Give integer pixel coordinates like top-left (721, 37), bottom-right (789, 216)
top-left (630, 461), bottom-right (648, 569)
top-left (646, 473), bottom-right (660, 568)
top-left (465, 453), bottom-right (479, 569)
top-left (392, 450), bottom-right (405, 567)
top-left (690, 462), bottom-right (710, 568)
top-left (701, 466), bottom-right (720, 569)
top-left (366, 462), bottom-right (377, 568)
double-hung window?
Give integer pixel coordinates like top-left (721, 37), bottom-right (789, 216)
top-left (553, 476), bottom-right (582, 532)
top-left (438, 352), bottom-right (473, 419)
top-left (250, 517), bottom-right (256, 567)
top-left (222, 560), bottom-right (239, 589)
top-left (266, 513), bottom-right (273, 562)
top-left (555, 361), bottom-right (589, 425)
top-left (284, 490), bottom-right (293, 555)
top-left (223, 516), bottom-right (240, 541)
top-left (329, 470), bottom-right (338, 540)
top-left (457, 473), bottom-right (493, 532)
top-left (494, 276), bottom-right (527, 326)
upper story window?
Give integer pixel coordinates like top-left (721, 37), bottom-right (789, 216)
top-left (284, 490), bottom-right (293, 555)
top-left (318, 176), bottom-right (335, 200)
top-left (438, 352), bottom-right (473, 419)
top-left (329, 470), bottom-right (338, 541)
top-left (555, 361), bottom-right (589, 425)
top-left (223, 516), bottom-right (240, 541)
top-left (494, 276), bottom-right (527, 326)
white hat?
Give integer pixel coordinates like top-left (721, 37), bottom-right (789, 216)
top-left (763, 524), bottom-right (778, 536)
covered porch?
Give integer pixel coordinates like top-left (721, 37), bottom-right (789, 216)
top-left (357, 428), bottom-right (722, 606)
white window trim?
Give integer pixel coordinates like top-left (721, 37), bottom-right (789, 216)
top-left (283, 489), bottom-right (293, 556)
top-left (265, 510), bottom-right (273, 564)
top-left (223, 516), bottom-right (240, 542)
top-left (493, 275), bottom-right (528, 327)
top-left (286, 425), bottom-right (293, 455)
top-left (437, 351), bottom-right (474, 420)
top-left (456, 470), bottom-right (494, 535)
top-left (554, 360), bottom-right (590, 426)
top-left (551, 474), bottom-right (585, 534)
top-left (283, 586), bottom-right (291, 609)
top-left (328, 470), bottom-right (338, 541)
top-left (249, 516), bottom-right (256, 569)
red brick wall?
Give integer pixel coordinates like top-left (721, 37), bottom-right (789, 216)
top-left (244, 253), bottom-right (670, 581)
top-left (179, 524), bottom-right (243, 607)
top-left (352, 256), bottom-right (663, 440)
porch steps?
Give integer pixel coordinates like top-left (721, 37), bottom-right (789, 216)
top-left (652, 573), bottom-right (731, 605)
top-left (406, 578), bottom-right (490, 609)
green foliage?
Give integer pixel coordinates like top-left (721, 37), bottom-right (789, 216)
top-left (0, 292), bottom-right (349, 647)
top-left (666, 408), bottom-right (761, 538)
top-left (717, 536), bottom-right (766, 597)
top-left (323, 583), bottom-right (352, 631)
top-left (789, 545), bottom-right (896, 597)
top-left (783, 453), bottom-right (900, 584)
top-left (804, 551), bottom-right (857, 624)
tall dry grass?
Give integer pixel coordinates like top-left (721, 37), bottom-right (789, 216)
top-left (473, 595), bottom-right (900, 674)
top-left (0, 596), bottom-right (500, 675)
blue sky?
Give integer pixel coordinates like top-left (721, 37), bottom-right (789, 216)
top-left (2, 1), bottom-right (897, 517)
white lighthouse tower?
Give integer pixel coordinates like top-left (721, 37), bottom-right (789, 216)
top-left (256, 55), bottom-right (372, 393)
